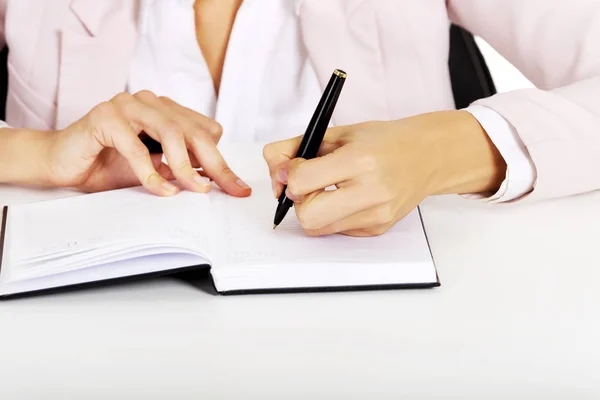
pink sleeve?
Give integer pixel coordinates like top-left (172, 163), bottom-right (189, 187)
top-left (464, 105), bottom-right (536, 203)
top-left (448, 0), bottom-right (600, 201)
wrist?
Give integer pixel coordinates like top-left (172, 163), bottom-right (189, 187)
top-left (0, 128), bottom-right (55, 186)
top-left (428, 110), bottom-right (507, 195)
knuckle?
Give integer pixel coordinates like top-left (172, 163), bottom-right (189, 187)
top-left (295, 208), bottom-right (310, 228)
top-left (163, 122), bottom-right (184, 138)
top-left (373, 205), bottom-right (395, 225)
top-left (355, 150), bottom-right (378, 172)
top-left (304, 226), bottom-right (327, 237)
top-left (372, 175), bottom-right (395, 202)
top-left (302, 219), bottom-right (320, 231)
top-left (218, 164), bottom-right (234, 177)
top-left (209, 122), bottom-right (223, 138)
top-left (188, 131), bottom-right (204, 146)
top-left (377, 185), bottom-right (395, 203)
top-left (134, 90), bottom-right (157, 102)
top-left (190, 124), bottom-right (218, 143)
top-left (174, 159), bottom-right (193, 172)
top-left (290, 158), bottom-right (305, 169)
top-left (189, 130), bottom-right (212, 147)
top-left (111, 92), bottom-right (133, 104)
top-left (262, 143), bottom-right (275, 160)
top-left (158, 95), bottom-right (173, 104)
top-left (109, 93), bottom-right (138, 117)
top-left (296, 209), bottom-right (320, 230)
top-left (286, 176), bottom-right (302, 196)
top-left (144, 172), bottom-right (159, 186)
top-left (120, 100), bottom-right (138, 117)
top-left (287, 160), bottom-right (305, 187)
top-left (91, 101), bottom-right (117, 118)
top-left (131, 144), bottom-right (150, 159)
top-left (304, 228), bottom-right (321, 237)
top-left (368, 225), bottom-right (392, 237)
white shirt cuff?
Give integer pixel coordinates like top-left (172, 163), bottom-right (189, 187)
top-left (463, 105), bottom-right (537, 203)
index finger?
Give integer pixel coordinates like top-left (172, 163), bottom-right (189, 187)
top-left (262, 126), bottom-right (349, 171)
top-left (263, 127), bottom-right (349, 197)
top-left (285, 145), bottom-right (366, 197)
top-left (187, 133), bottom-right (252, 197)
top-left (157, 95), bottom-right (224, 142)
top-left (93, 113), bottom-right (179, 196)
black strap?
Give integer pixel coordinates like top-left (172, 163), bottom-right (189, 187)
top-left (0, 46), bottom-right (8, 121)
top-left (448, 24), bottom-right (497, 109)
top-left (0, 206), bottom-right (8, 276)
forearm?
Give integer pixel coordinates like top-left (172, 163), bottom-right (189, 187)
top-left (428, 110), bottom-right (507, 196)
top-left (0, 128), bottom-right (52, 185)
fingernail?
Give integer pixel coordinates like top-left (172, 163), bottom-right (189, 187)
top-left (162, 181), bottom-right (178, 192)
top-left (194, 175), bottom-right (211, 187)
top-left (236, 179), bottom-right (250, 189)
top-left (272, 181), bottom-right (278, 198)
top-left (277, 169), bottom-right (288, 184)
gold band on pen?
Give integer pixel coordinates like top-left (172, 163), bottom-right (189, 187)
top-left (333, 69), bottom-right (347, 78)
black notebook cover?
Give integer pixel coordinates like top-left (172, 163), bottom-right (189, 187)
top-left (0, 206), bottom-right (7, 277)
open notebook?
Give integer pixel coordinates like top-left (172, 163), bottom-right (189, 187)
top-left (0, 178), bottom-right (438, 297)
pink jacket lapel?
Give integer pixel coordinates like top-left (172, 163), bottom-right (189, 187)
top-left (298, 0), bottom-right (452, 126)
top-left (297, 0), bottom-right (392, 126)
top-left (56, 0), bottom-right (139, 129)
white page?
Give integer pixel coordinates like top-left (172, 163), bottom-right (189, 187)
top-left (4, 186), bottom-right (214, 283)
top-left (0, 252), bottom-right (207, 297)
top-left (13, 242), bottom-right (209, 282)
top-left (210, 180), bottom-right (432, 269)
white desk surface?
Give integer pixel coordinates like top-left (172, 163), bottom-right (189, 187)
top-left (0, 184), bottom-right (599, 399)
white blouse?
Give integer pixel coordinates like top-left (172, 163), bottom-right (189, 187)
top-left (127, 0), bottom-right (536, 202)
top-left (128, 0), bottom-right (323, 145)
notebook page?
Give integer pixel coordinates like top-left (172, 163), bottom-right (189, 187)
top-left (0, 253), bottom-right (205, 297)
top-left (14, 243), bottom-right (205, 282)
top-left (210, 181), bottom-right (432, 269)
top-left (4, 186), bottom-right (214, 283)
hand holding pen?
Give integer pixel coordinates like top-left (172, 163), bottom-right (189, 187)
top-left (272, 69), bottom-right (347, 229)
top-left (265, 68), bottom-right (505, 237)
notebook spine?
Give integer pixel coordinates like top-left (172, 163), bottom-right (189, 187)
top-left (417, 205), bottom-right (440, 285)
top-left (0, 263), bottom-right (211, 300)
top-left (0, 206), bottom-right (7, 277)
top-left (218, 282), bottom-right (440, 296)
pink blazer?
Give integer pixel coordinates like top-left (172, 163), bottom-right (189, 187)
top-left (1, 0), bottom-right (599, 202)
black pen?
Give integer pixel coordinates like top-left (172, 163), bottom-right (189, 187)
top-left (273, 69), bottom-right (347, 229)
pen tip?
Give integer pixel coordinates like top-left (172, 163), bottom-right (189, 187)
top-left (273, 224), bottom-right (278, 230)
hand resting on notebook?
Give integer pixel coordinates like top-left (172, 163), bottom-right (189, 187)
top-left (0, 91), bottom-right (251, 198)
top-left (264, 111), bottom-right (507, 237)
